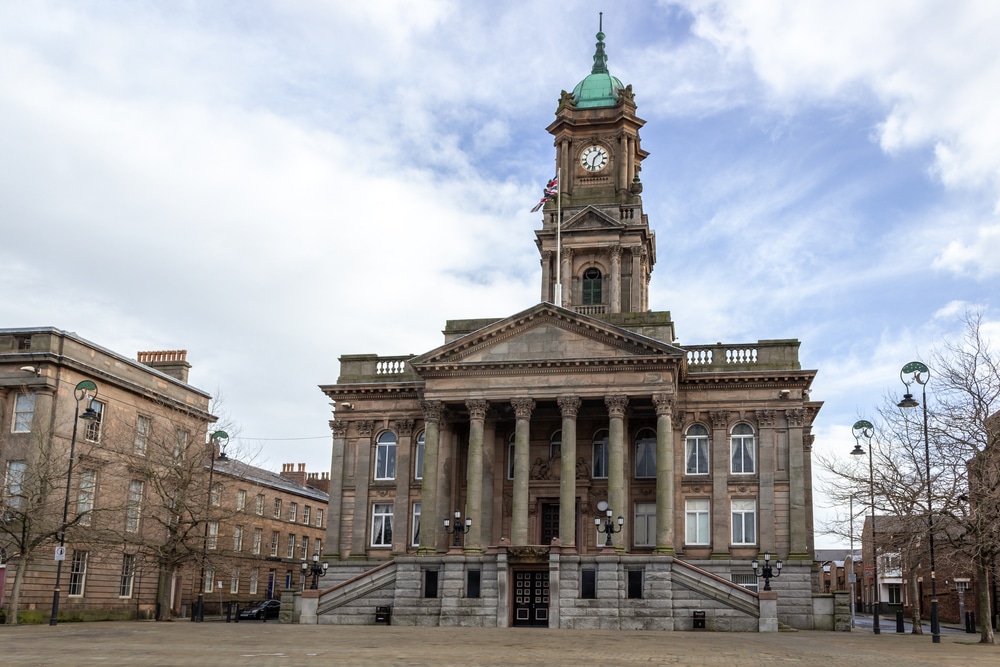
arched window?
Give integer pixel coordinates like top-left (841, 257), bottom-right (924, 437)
top-left (730, 424), bottom-right (755, 474)
top-left (684, 424), bottom-right (709, 475)
top-left (582, 267), bottom-right (602, 305)
top-left (414, 431), bottom-right (425, 480)
top-left (549, 429), bottom-right (562, 460)
top-left (374, 431), bottom-right (397, 480)
top-left (635, 428), bottom-right (657, 478)
top-left (592, 429), bottom-right (609, 479)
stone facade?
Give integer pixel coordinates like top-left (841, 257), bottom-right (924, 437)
top-left (314, 30), bottom-right (823, 631)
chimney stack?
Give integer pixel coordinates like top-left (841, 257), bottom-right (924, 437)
top-left (137, 350), bottom-right (191, 383)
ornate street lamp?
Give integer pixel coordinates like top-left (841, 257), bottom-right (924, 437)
top-left (301, 553), bottom-right (329, 590)
top-left (443, 509), bottom-right (472, 548)
top-left (50, 380), bottom-right (99, 626)
top-left (595, 505), bottom-right (624, 547)
top-left (194, 430), bottom-right (228, 622)
top-left (851, 418), bottom-right (880, 634)
top-left (751, 551), bottom-right (783, 591)
top-left (898, 361), bottom-right (940, 643)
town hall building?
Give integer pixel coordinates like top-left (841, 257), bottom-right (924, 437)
top-left (311, 29), bottom-right (829, 631)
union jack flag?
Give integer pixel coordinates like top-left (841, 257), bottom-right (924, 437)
top-left (530, 176), bottom-right (559, 212)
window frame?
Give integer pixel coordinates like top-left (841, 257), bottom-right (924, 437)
top-left (12, 392), bottom-right (36, 433)
top-left (549, 429), bottom-right (562, 460)
top-left (233, 525), bottom-right (244, 552)
top-left (5, 460), bottom-right (27, 511)
top-left (125, 479), bottom-right (144, 533)
top-left (303, 505), bottom-right (311, 525)
top-left (684, 424), bottom-right (710, 475)
top-left (315, 508), bottom-right (324, 528)
top-left (414, 431), bottom-right (425, 480)
top-left (374, 431), bottom-right (398, 481)
top-left (411, 502), bottom-right (421, 547)
top-left (273, 498), bottom-right (282, 519)
top-left (288, 502), bottom-right (298, 523)
top-left (370, 502), bottom-right (393, 547)
top-left (582, 267), bottom-right (603, 306)
top-left (270, 531), bottom-right (280, 557)
top-left (634, 502), bottom-right (656, 547)
top-left (69, 550), bottom-right (89, 597)
top-left (76, 468), bottom-right (97, 527)
top-left (84, 399), bottom-right (104, 442)
top-left (731, 498), bottom-right (757, 546)
top-left (685, 498), bottom-right (710, 545)
top-left (507, 434), bottom-right (515, 480)
top-left (730, 423), bottom-right (756, 475)
top-left (231, 568), bottom-right (240, 595)
top-left (252, 527), bottom-right (263, 555)
top-left (119, 553), bottom-right (135, 598)
top-left (634, 427), bottom-right (657, 478)
top-left (592, 429), bottom-right (609, 479)
top-left (236, 489), bottom-right (247, 511)
top-left (286, 534), bottom-right (296, 559)
top-left (255, 493), bottom-right (265, 516)
top-left (134, 414), bottom-right (151, 456)
top-left (207, 521), bottom-right (219, 550)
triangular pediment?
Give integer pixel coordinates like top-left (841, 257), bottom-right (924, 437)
top-left (561, 206), bottom-right (624, 231)
top-left (409, 303), bottom-right (684, 373)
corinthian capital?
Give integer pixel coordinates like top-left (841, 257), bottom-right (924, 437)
top-left (466, 399), bottom-right (490, 421)
top-left (605, 394), bottom-right (629, 418)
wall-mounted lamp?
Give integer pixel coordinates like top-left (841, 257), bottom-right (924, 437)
top-left (20, 366), bottom-right (40, 377)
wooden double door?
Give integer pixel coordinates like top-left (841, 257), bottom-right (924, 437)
top-left (513, 569), bottom-right (549, 627)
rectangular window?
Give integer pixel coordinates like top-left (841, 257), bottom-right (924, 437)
top-left (303, 505), bottom-right (311, 525)
top-left (273, 498), bottom-right (282, 519)
top-left (731, 499), bottom-right (756, 545)
top-left (253, 528), bottom-right (263, 554)
top-left (119, 553), bottom-right (135, 598)
top-left (370, 503), bottom-right (393, 547)
top-left (286, 534), bottom-right (296, 559)
top-left (76, 468), bottom-right (97, 526)
top-left (270, 531), bottom-right (280, 557)
top-left (250, 567), bottom-right (259, 595)
top-left (424, 569), bottom-right (439, 598)
top-left (13, 392), bottom-right (36, 432)
top-left (685, 437), bottom-right (709, 475)
top-left (125, 479), bottom-right (144, 533)
top-left (731, 431), bottom-right (755, 474)
top-left (69, 551), bottom-right (88, 596)
top-left (314, 538), bottom-right (322, 558)
top-left (411, 502), bottom-right (421, 547)
top-left (467, 570), bottom-right (481, 599)
top-left (627, 569), bottom-right (643, 599)
top-left (173, 428), bottom-right (188, 461)
top-left (211, 483), bottom-right (222, 507)
top-left (888, 584), bottom-right (902, 605)
top-left (288, 502), bottom-right (298, 522)
top-left (255, 494), bottom-right (265, 516)
top-left (581, 569), bottom-right (597, 599)
top-left (375, 436), bottom-right (397, 480)
top-left (634, 502), bottom-right (656, 547)
top-left (233, 525), bottom-right (244, 552)
top-left (205, 568), bottom-right (215, 593)
top-left (414, 436), bottom-right (425, 480)
top-left (208, 521), bottom-right (219, 550)
top-left (231, 568), bottom-right (240, 594)
top-left (4, 460), bottom-right (27, 511)
top-left (85, 400), bottom-right (104, 442)
top-left (685, 499), bottom-right (710, 545)
top-left (593, 440), bottom-right (608, 479)
top-left (635, 435), bottom-right (656, 478)
top-left (315, 508), bottom-right (324, 528)
top-left (134, 415), bottom-right (151, 455)
top-left (299, 535), bottom-right (308, 559)
top-left (236, 489), bottom-right (247, 511)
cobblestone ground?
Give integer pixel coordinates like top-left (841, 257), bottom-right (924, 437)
top-left (2, 622), bottom-right (998, 667)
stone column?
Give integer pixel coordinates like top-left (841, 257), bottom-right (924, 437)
top-left (327, 420), bottom-right (347, 559)
top-left (540, 251), bottom-right (552, 303)
top-left (652, 393), bottom-right (675, 554)
top-left (787, 409), bottom-right (808, 558)
top-left (605, 394), bottom-right (628, 552)
top-left (609, 246), bottom-right (622, 314)
top-left (350, 420), bottom-right (375, 558)
top-left (630, 249), bottom-right (642, 314)
top-left (557, 395), bottom-right (581, 549)
top-left (709, 410), bottom-right (731, 559)
top-left (561, 248), bottom-right (574, 309)
top-left (465, 399), bottom-right (489, 554)
top-left (756, 410), bottom-right (777, 554)
top-left (481, 416), bottom-right (497, 546)
top-left (510, 397), bottom-right (535, 545)
top-left (391, 418), bottom-right (414, 555)
top-left (418, 401), bottom-right (444, 555)
top-left (618, 133), bottom-right (627, 190)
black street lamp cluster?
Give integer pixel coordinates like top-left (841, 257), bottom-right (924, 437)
top-left (850, 360), bottom-right (940, 644)
top-left (50, 380), bottom-right (100, 627)
top-left (443, 509), bottom-right (471, 548)
top-left (595, 506), bottom-right (623, 547)
top-left (751, 552), bottom-right (783, 591)
top-left (302, 553), bottom-right (329, 589)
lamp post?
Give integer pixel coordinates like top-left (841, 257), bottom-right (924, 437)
top-left (751, 551), bottom-right (783, 591)
top-left (595, 508), bottom-right (624, 547)
top-left (193, 430), bottom-right (228, 622)
top-left (851, 418), bottom-right (879, 634)
top-left (50, 380), bottom-right (99, 626)
top-left (301, 553), bottom-right (329, 590)
top-left (898, 361), bottom-right (940, 643)
top-left (443, 509), bottom-right (472, 548)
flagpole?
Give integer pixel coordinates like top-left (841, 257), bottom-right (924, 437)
top-left (554, 166), bottom-right (562, 307)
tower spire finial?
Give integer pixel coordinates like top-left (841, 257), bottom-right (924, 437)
top-left (592, 14), bottom-right (608, 75)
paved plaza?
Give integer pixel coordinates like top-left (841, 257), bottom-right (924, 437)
top-left (2, 621), bottom-right (999, 666)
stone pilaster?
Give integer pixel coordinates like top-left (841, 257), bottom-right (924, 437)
top-left (786, 408), bottom-right (808, 558)
top-left (391, 418), bottom-right (414, 554)
top-left (756, 409), bottom-right (777, 554)
top-left (609, 246), bottom-right (622, 314)
top-left (327, 419), bottom-right (347, 559)
top-left (349, 420), bottom-right (375, 558)
top-left (557, 395), bottom-right (581, 548)
top-left (652, 393), bottom-right (675, 554)
top-left (709, 410), bottom-right (731, 559)
top-left (418, 401), bottom-right (444, 555)
top-left (465, 399), bottom-right (489, 553)
top-left (605, 394), bottom-right (628, 552)
top-left (510, 397), bottom-right (535, 545)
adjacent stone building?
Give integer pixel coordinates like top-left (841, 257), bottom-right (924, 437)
top-left (313, 30), bottom-right (826, 631)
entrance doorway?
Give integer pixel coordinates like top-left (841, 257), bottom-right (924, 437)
top-left (513, 570), bottom-right (549, 627)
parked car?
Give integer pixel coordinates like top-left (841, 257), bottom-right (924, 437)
top-left (238, 599), bottom-right (281, 620)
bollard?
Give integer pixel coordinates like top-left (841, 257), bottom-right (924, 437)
top-left (895, 609), bottom-right (904, 633)
top-left (234, 603), bottom-right (240, 623)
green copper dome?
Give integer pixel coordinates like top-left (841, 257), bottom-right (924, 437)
top-left (572, 30), bottom-right (624, 108)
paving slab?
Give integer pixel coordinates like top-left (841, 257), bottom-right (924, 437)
top-left (2, 621), bottom-right (999, 667)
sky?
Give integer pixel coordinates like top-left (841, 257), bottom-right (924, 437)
top-left (2, 1), bottom-right (998, 549)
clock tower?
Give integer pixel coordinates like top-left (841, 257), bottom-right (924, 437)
top-left (535, 27), bottom-right (655, 316)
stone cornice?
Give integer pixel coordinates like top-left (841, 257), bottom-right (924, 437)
top-left (416, 356), bottom-right (679, 379)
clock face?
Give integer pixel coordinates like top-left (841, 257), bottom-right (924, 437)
top-left (580, 145), bottom-right (609, 172)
